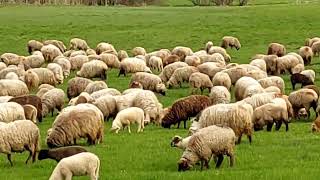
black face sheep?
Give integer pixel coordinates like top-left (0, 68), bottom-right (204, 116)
top-left (38, 146), bottom-right (87, 162)
top-left (9, 95), bottom-right (43, 122)
top-left (290, 73), bottom-right (313, 90)
top-left (177, 125), bottom-right (236, 171)
top-left (161, 95), bottom-right (212, 129)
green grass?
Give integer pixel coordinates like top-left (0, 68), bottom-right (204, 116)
top-left (0, 3), bottom-right (320, 180)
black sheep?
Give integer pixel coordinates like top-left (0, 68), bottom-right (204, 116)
top-left (38, 146), bottom-right (87, 162)
top-left (290, 73), bottom-right (313, 90)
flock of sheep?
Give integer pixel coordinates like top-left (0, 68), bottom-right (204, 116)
top-left (0, 35), bottom-right (320, 179)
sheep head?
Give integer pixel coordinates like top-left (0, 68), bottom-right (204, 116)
top-left (170, 135), bottom-right (182, 147)
top-left (178, 158), bottom-right (192, 171)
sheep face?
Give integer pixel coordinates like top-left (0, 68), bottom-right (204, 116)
top-left (297, 108), bottom-right (308, 119)
top-left (178, 158), bottom-right (192, 171)
top-left (156, 83), bottom-right (166, 95)
top-left (170, 136), bottom-right (182, 147)
top-left (254, 119), bottom-right (264, 131)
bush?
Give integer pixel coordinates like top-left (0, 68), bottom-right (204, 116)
top-left (190, 0), bottom-right (248, 6)
top-left (116, 0), bottom-right (164, 6)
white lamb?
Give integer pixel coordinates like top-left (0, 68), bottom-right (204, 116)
top-left (110, 107), bottom-right (145, 133)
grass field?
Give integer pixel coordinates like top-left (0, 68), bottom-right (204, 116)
top-left (0, 2), bottom-right (320, 180)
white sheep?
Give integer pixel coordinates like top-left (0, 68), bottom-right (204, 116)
top-left (96, 42), bottom-right (117, 55)
top-left (184, 55), bottom-right (201, 67)
top-left (167, 66), bottom-right (199, 88)
top-left (250, 59), bottom-right (267, 72)
top-left (41, 88), bottom-right (65, 117)
top-left (84, 81), bottom-right (108, 94)
top-left (110, 107), bottom-right (145, 133)
top-left (221, 36), bottom-right (241, 50)
top-left (132, 47), bottom-right (147, 56)
top-left (207, 46), bottom-right (231, 63)
top-left (311, 41), bottom-right (320, 57)
top-left (69, 38), bottom-right (89, 51)
top-left (148, 56), bottom-right (163, 72)
top-left (258, 76), bottom-right (285, 94)
top-left (235, 76), bottom-right (264, 101)
top-left (27, 40), bottom-right (43, 54)
top-left (31, 68), bottom-right (57, 86)
top-left (170, 135), bottom-right (191, 150)
top-left (171, 46), bottom-right (193, 61)
top-left (47, 63), bottom-right (64, 84)
top-left (69, 55), bottom-right (89, 70)
top-left (197, 62), bottom-right (225, 79)
top-left (76, 60), bottom-right (108, 80)
top-left (90, 88), bottom-right (121, 99)
top-left (5, 72), bottom-right (18, 80)
top-left (211, 71), bottom-right (231, 90)
top-left (0, 79), bottom-right (29, 97)
top-left (209, 86), bottom-right (231, 105)
top-left (130, 72), bottom-right (166, 95)
top-left (159, 62), bottom-right (188, 82)
top-left (53, 57), bottom-right (71, 78)
top-left (118, 57), bottom-right (151, 76)
top-left (189, 72), bottom-right (213, 94)
top-left (0, 102), bottom-right (25, 123)
top-left (41, 44), bottom-right (63, 62)
top-left (92, 95), bottom-right (117, 121)
top-left (0, 53), bottom-right (20, 65)
top-left (99, 53), bottom-right (120, 69)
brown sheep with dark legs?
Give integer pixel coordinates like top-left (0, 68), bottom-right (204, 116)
top-left (38, 146), bottom-right (87, 162)
top-left (290, 73), bottom-right (313, 90)
top-left (9, 95), bottom-right (42, 122)
top-left (161, 95), bottom-right (212, 129)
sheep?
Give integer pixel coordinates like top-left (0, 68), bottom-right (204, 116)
top-left (19, 52), bottom-right (45, 69)
top-left (276, 54), bottom-right (300, 75)
top-left (36, 88), bottom-right (49, 98)
top-left (163, 55), bottom-right (180, 67)
top-left (132, 47), bottom-right (147, 56)
top-left (159, 62), bottom-right (188, 82)
top-left (90, 88), bottom-right (121, 99)
top-left (209, 86), bottom-right (231, 105)
top-left (221, 66), bottom-right (247, 85)
top-left (0, 53), bottom-right (20, 65)
top-left (47, 63), bottom-right (64, 84)
top-left (299, 46), bottom-right (313, 65)
top-left (205, 41), bottom-right (213, 53)
top-left (69, 38), bottom-right (89, 51)
top-left (311, 116), bottom-right (320, 132)
top-left (196, 103), bottom-right (253, 144)
top-left (96, 42), bottom-right (117, 55)
top-left (27, 40), bottom-right (44, 54)
top-left (291, 63), bottom-right (304, 74)
top-left (167, 66), bottom-right (199, 88)
top-left (118, 57), bottom-right (151, 76)
top-left (254, 54), bottom-right (278, 75)
top-left (9, 95), bottom-right (43, 122)
top-left (197, 62), bottom-right (225, 79)
top-left (185, 55), bottom-right (201, 67)
top-left (46, 104), bottom-right (104, 148)
top-left (31, 68), bottom-right (57, 86)
top-left (0, 102), bottom-right (25, 123)
top-left (207, 46), bottom-right (231, 63)
top-left (148, 56), bottom-right (163, 72)
top-left (0, 120), bottom-right (40, 166)
top-left (172, 46), bottom-right (193, 61)
top-left (53, 57), bottom-right (71, 78)
top-left (199, 53), bottom-right (226, 67)
top-left (288, 88), bottom-right (318, 118)
top-left (0, 62), bottom-right (7, 71)
top-left (129, 81), bottom-right (143, 89)
top-left (0, 96), bottom-right (12, 103)
top-left (70, 50), bottom-right (86, 57)
top-left (72, 92), bottom-right (94, 105)
top-left (69, 55), bottom-right (89, 70)
top-left (240, 92), bottom-right (282, 110)
top-left (38, 146), bottom-right (87, 162)
top-left (235, 76), bottom-right (264, 101)
top-left (0, 79), bottom-right (29, 97)
top-left (303, 85), bottom-right (320, 97)
top-left (22, 105), bottom-right (37, 124)
top-left (41, 88), bottom-right (65, 117)
top-left (99, 53), bottom-right (120, 69)
top-left (250, 59), bottom-right (266, 72)
top-left (5, 72), bottom-right (18, 80)
top-left (76, 60), bottom-right (108, 80)
top-left (130, 72), bottom-right (166, 95)
top-left (23, 69), bottom-right (40, 90)
top-left (146, 49), bottom-right (171, 63)
top-left (170, 135), bottom-right (191, 150)
top-left (311, 41), bottom-right (320, 56)
top-left (161, 95), bottom-right (212, 129)
top-left (84, 81), bottom-right (108, 94)
top-left (48, 152), bottom-right (100, 180)
top-left (178, 125), bottom-right (236, 171)
top-left (92, 95), bottom-right (117, 121)
top-left (189, 72), bottom-right (213, 94)
top-left (41, 44), bottom-right (63, 62)
top-left (67, 77), bottom-right (93, 100)
top-left (118, 50), bottom-right (129, 61)
top-left (267, 43), bottom-right (286, 57)
top-left (110, 107), bottom-right (145, 133)
top-left (246, 69), bottom-right (267, 80)
top-left (264, 86), bottom-right (281, 93)
top-left (220, 36), bottom-right (241, 50)
top-left (39, 83), bottom-right (55, 90)
top-left (86, 48), bottom-right (96, 56)
top-left (301, 69), bottom-right (316, 83)
top-left (43, 40), bottom-right (66, 53)
top-left (290, 73), bottom-right (313, 90)
top-left (258, 76), bottom-right (285, 94)
top-left (305, 37), bottom-right (320, 47)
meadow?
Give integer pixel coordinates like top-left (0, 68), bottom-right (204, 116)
top-left (0, 2), bottom-right (320, 179)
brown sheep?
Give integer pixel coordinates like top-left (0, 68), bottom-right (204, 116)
top-left (38, 146), bottom-right (87, 162)
top-left (67, 77), bottom-right (93, 100)
top-left (267, 43), bottom-right (286, 57)
top-left (163, 55), bottom-right (180, 67)
top-left (9, 95), bottom-right (42, 122)
top-left (290, 73), bottom-right (313, 90)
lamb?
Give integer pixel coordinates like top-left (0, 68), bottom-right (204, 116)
top-left (110, 107), bottom-right (145, 133)
top-left (96, 42), bottom-right (117, 55)
top-left (195, 103), bottom-right (253, 144)
top-left (0, 102), bottom-right (25, 123)
top-left (159, 62), bottom-right (188, 82)
top-left (290, 73), bottom-right (313, 90)
top-left (47, 63), bottom-right (64, 84)
top-left (167, 66), bottom-right (199, 88)
top-left (41, 44), bottom-right (63, 62)
top-left (130, 72), bottom-right (166, 95)
top-left (69, 38), bottom-right (89, 51)
top-left (267, 43), bottom-right (286, 57)
top-left (209, 86), bottom-right (231, 105)
top-left (27, 40), bottom-right (44, 54)
top-left (132, 47), bottom-right (147, 56)
top-left (38, 146), bottom-right (87, 162)
top-left (41, 88), bottom-right (65, 117)
top-left (258, 76), bottom-right (285, 93)
top-left (0, 53), bottom-right (20, 65)
top-left (84, 81), bottom-right (108, 94)
top-left (9, 95), bottom-right (43, 122)
top-left (207, 46), bottom-right (231, 63)
top-left (161, 95), bottom-right (212, 129)
top-left (22, 105), bottom-right (37, 124)
top-left (53, 57), bottom-right (71, 78)
top-left (0, 120), bottom-right (40, 166)
top-left (220, 36), bottom-right (241, 50)
top-left (163, 55), bottom-right (180, 67)
top-left (118, 50), bottom-right (129, 61)
top-left (118, 57), bottom-right (151, 76)
top-left (189, 72), bottom-right (213, 94)
top-left (250, 59), bottom-right (267, 72)
top-left (235, 76), bottom-right (264, 101)
top-left (92, 95), bottom-right (117, 121)
top-left (311, 41), bottom-right (320, 56)
top-left (148, 56), bottom-right (163, 72)
top-left (99, 53), bottom-right (120, 69)
top-left (31, 68), bottom-right (57, 86)
top-left (211, 72), bottom-right (231, 90)
top-left (171, 46), bottom-right (193, 61)
top-left (288, 88), bottom-right (318, 118)
top-left (46, 104), bottom-right (104, 147)
top-left (178, 125), bottom-right (236, 171)
top-left (170, 135), bottom-right (191, 150)
top-left (43, 40), bottom-right (66, 53)
top-left (299, 46), bottom-right (313, 65)
top-left (185, 55), bottom-right (201, 67)
top-left (67, 77), bottom-right (93, 100)
top-left (301, 69), bottom-right (316, 83)
top-left (69, 55), bottom-right (89, 70)
top-left (5, 72), bottom-right (18, 80)
top-left (76, 60), bottom-right (108, 80)
top-left (48, 152), bottom-right (100, 180)
top-left (0, 79), bottom-right (29, 97)
top-left (197, 62), bottom-right (225, 79)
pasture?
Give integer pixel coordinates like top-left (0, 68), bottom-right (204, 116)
top-left (0, 2), bottom-right (320, 179)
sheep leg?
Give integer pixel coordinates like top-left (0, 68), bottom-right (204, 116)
top-left (204, 159), bottom-right (210, 169)
top-left (183, 120), bottom-right (187, 129)
top-left (275, 121), bottom-right (282, 131)
top-left (25, 150), bottom-right (32, 164)
top-left (228, 153), bottom-right (235, 167)
top-left (266, 122), bottom-right (273, 131)
top-left (90, 171), bottom-right (98, 180)
top-left (200, 160), bottom-right (204, 171)
top-left (200, 87), bottom-right (204, 94)
top-left (292, 82), bottom-right (295, 90)
top-left (7, 154), bottom-right (13, 166)
top-left (177, 121), bottom-right (181, 129)
top-left (284, 121), bottom-right (289, 131)
top-left (248, 135), bottom-right (252, 144)
top-left (236, 135), bottom-right (242, 144)
top-left (215, 154), bottom-right (224, 168)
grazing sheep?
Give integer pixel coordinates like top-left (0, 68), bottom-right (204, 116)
top-left (41, 44), bottom-right (63, 62)
top-left (20, 52), bottom-right (45, 69)
top-left (205, 41), bottom-right (213, 53)
top-left (9, 95), bottom-right (42, 122)
top-left (5, 72), bottom-right (18, 80)
top-left (86, 49), bottom-right (96, 56)
top-left (167, 66), bottom-right (199, 88)
top-left (290, 73), bottom-right (313, 90)
top-left (0, 102), bottom-right (25, 123)
top-left (38, 146), bottom-right (87, 162)
top-left (199, 53), bottom-right (226, 67)
top-left (220, 36), bottom-right (241, 50)
top-left (0, 62), bottom-right (7, 71)
top-left (301, 70), bottom-right (316, 83)
top-left (288, 52), bottom-right (304, 65)
top-left (32, 68), bottom-right (57, 86)
top-left (69, 55), bottom-right (89, 70)
top-left (170, 135), bottom-right (191, 150)
top-left (84, 81), bottom-right (108, 94)
top-left (76, 60), bottom-right (108, 80)
top-left (240, 92), bottom-right (282, 110)
top-left (161, 95), bottom-right (212, 129)
top-left (185, 55), bottom-right (201, 67)
top-left (303, 85), bottom-right (320, 97)
top-left (132, 47), bottom-right (147, 56)
top-left (22, 105), bottom-right (37, 124)
top-left (130, 72), bottom-right (166, 95)
top-left (129, 81), bottom-right (143, 89)
top-left (172, 46), bottom-right (193, 61)
top-left (27, 40), bottom-right (44, 54)
top-left (291, 63), bottom-right (304, 74)
top-left (221, 66), bottom-right (247, 85)
top-left (47, 63), bottom-right (64, 84)
top-left (178, 125), bottom-right (236, 171)
top-left (159, 62), bottom-right (188, 82)
top-left (39, 83), bottom-right (55, 90)
top-left (258, 76), bottom-right (285, 94)
top-left (36, 88), bottom-right (49, 98)
top-left (48, 152), bottom-right (100, 180)
top-left (197, 62), bottom-right (225, 79)
top-left (90, 88), bottom-right (121, 99)
top-left (110, 107), bottom-right (145, 133)
top-left (209, 86), bottom-right (231, 105)
top-left (46, 104), bottom-right (104, 147)
top-left (299, 46), bottom-right (313, 65)
top-left (267, 43), bottom-right (286, 57)
top-left (41, 88), bottom-right (65, 117)
top-left (96, 42), bottom-right (117, 55)
top-left (305, 37), bottom-right (320, 47)
top-left (118, 50), bottom-right (129, 61)
top-left (53, 57), bottom-right (71, 78)
top-left (246, 69), bottom-right (267, 80)
top-left (264, 86), bottom-right (281, 93)
top-left (148, 56), bottom-right (163, 72)
top-left (0, 79), bottom-right (29, 97)
top-left (69, 38), bottom-right (89, 51)
top-left (118, 57), bottom-right (151, 76)
top-left (311, 116), bottom-right (320, 132)
top-left (70, 50), bottom-right (86, 57)
top-left (67, 77), bottom-right (93, 100)
top-left (0, 53), bottom-right (20, 65)
top-left (288, 88), bottom-right (318, 118)
top-left (311, 41), bottom-right (320, 56)
top-left (276, 54), bottom-right (300, 75)
top-left (207, 46), bottom-right (231, 63)
top-left (250, 59), bottom-right (266, 72)
top-left (163, 55), bottom-right (180, 67)
top-left (235, 77), bottom-right (264, 101)
top-left (92, 95), bottom-right (117, 121)
top-left (196, 103), bottom-right (253, 144)
top-left (43, 40), bottom-right (66, 53)
top-left (0, 120), bottom-right (40, 166)
top-left (23, 69), bottom-right (40, 90)
top-left (71, 92), bottom-right (94, 105)
top-left (189, 72), bottom-right (213, 94)
top-left (99, 53), bottom-right (120, 69)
